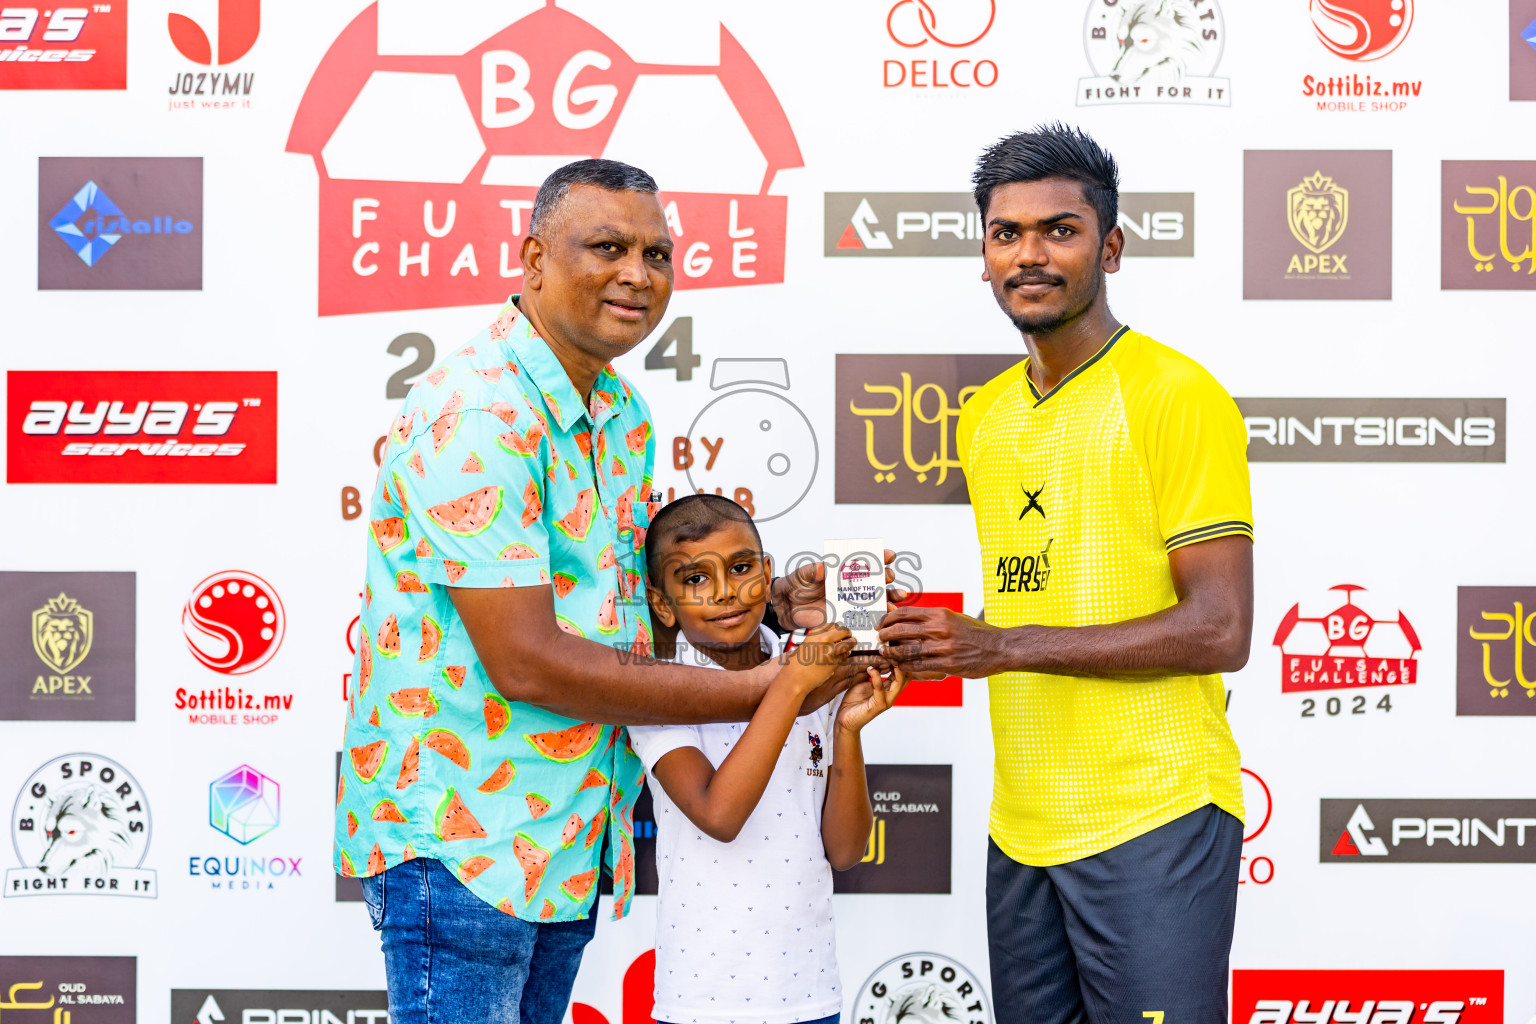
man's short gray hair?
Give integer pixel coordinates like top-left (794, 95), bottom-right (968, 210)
top-left (529, 159), bottom-right (661, 236)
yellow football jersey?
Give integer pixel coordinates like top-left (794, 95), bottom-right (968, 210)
top-left (957, 326), bottom-right (1251, 866)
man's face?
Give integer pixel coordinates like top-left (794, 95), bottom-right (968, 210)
top-left (526, 185), bottom-right (675, 363)
top-left (981, 177), bottom-right (1121, 335)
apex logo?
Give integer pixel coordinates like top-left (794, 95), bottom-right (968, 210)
top-left (168, 0), bottom-right (259, 65)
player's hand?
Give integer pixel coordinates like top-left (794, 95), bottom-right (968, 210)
top-left (878, 605), bottom-right (1004, 680)
top-left (770, 549), bottom-right (908, 630)
top-left (836, 662), bottom-right (909, 733)
top-left (772, 623), bottom-right (855, 699)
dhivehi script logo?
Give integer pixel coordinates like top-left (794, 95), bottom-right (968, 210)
top-left (7, 754), bottom-right (155, 898)
top-left (853, 953), bottom-right (992, 1024)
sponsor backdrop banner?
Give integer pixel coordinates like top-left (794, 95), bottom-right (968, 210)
top-left (3, 1), bottom-right (1535, 1022)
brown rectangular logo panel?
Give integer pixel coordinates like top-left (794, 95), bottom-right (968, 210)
top-left (0, 572), bottom-right (135, 721)
top-left (1441, 161), bottom-right (1536, 289)
top-left (1238, 398), bottom-right (1505, 462)
top-left (1243, 150), bottom-right (1392, 300)
top-left (835, 353), bottom-right (1018, 504)
top-left (1457, 587), bottom-right (1536, 715)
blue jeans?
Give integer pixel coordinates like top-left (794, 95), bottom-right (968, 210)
top-left (360, 857), bottom-right (598, 1024)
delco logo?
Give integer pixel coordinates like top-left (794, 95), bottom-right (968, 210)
top-left (286, 2), bottom-right (801, 315)
top-left (6, 371), bottom-right (277, 484)
top-left (1273, 585), bottom-right (1420, 694)
top-left (0, 4), bottom-right (127, 89)
top-left (1232, 970), bottom-right (1503, 1024)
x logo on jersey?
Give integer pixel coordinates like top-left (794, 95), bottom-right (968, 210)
top-left (1018, 484), bottom-right (1046, 520)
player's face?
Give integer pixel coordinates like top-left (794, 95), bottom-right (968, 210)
top-left (525, 185), bottom-right (675, 363)
top-left (981, 178), bottom-right (1122, 335)
top-left (649, 521), bottom-right (772, 652)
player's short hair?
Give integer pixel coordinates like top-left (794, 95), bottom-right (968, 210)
top-left (530, 158), bottom-right (660, 235)
top-left (645, 494), bottom-right (761, 584)
top-left (972, 123), bottom-right (1121, 239)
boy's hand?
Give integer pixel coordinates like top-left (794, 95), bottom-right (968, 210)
top-left (835, 662), bottom-right (909, 733)
top-left (773, 624), bottom-right (855, 698)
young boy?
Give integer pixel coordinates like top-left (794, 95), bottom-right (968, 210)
top-left (629, 494), bottom-right (905, 1024)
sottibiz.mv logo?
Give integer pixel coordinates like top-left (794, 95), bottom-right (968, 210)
top-left (1273, 585), bottom-right (1419, 693)
top-left (1233, 970), bottom-right (1500, 1024)
top-left (7, 371), bottom-right (276, 485)
top-left (286, 0), bottom-right (801, 315)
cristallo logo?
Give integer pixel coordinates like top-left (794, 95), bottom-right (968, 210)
top-left (1310, 0), bottom-right (1413, 62)
top-left (1286, 172), bottom-right (1348, 255)
top-left (168, 0), bottom-right (260, 65)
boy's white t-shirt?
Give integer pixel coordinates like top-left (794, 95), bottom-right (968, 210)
top-left (628, 625), bottom-right (841, 1024)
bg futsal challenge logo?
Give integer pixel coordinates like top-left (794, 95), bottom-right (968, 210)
top-left (286, 2), bottom-right (802, 316)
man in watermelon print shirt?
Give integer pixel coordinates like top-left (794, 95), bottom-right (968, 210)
top-left (339, 160), bottom-right (862, 1024)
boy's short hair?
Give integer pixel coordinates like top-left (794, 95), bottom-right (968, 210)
top-left (645, 494), bottom-right (761, 584)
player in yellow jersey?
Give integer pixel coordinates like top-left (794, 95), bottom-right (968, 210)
top-left (879, 125), bottom-right (1254, 1024)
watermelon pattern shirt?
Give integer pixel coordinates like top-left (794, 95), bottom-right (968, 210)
top-left (336, 297), bottom-right (654, 924)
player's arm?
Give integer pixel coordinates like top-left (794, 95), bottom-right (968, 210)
top-left (821, 665), bottom-right (908, 870)
top-left (878, 535), bottom-right (1252, 680)
top-left (647, 627), bottom-right (855, 843)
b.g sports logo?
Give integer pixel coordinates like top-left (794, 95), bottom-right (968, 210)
top-left (286, 2), bottom-right (801, 316)
top-left (7, 371), bottom-right (277, 484)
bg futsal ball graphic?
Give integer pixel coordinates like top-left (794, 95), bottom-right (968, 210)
top-left (182, 571), bottom-right (285, 675)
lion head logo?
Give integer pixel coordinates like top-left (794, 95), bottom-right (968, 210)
top-left (1110, 0), bottom-right (1209, 85)
top-left (31, 593), bottom-right (93, 674)
top-left (1287, 171), bottom-right (1350, 254)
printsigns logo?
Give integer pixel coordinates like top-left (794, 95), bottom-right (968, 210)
top-left (853, 954), bottom-right (993, 1024)
top-left (0, 5), bottom-right (127, 90)
top-left (1244, 150), bottom-right (1391, 300)
top-left (825, 192), bottom-right (1191, 257)
top-left (1, 572), bottom-right (135, 722)
top-left (671, 359), bottom-right (818, 523)
top-left (7, 370), bottom-right (277, 485)
top-left (1232, 970), bottom-right (1503, 1024)
top-left (181, 571), bottom-right (285, 676)
top-left (835, 354), bottom-right (1018, 505)
top-left (1511, 2), bottom-right (1536, 100)
top-left (824, 193), bottom-right (982, 257)
top-left (882, 0), bottom-right (998, 88)
top-left (37, 158), bottom-right (201, 290)
top-left (1273, 585), bottom-right (1419, 694)
top-left (170, 991), bottom-right (388, 1024)
top-left (833, 765), bottom-right (951, 894)
top-left (1457, 587), bottom-right (1536, 715)
top-left (286, 2), bottom-right (801, 316)
top-left (1117, 193), bottom-right (1194, 256)
top-left (1310, 0), bottom-right (1413, 62)
top-left (1441, 161), bottom-right (1536, 290)
top-left (0, 956), bottom-right (136, 1021)
top-left (1079, 0), bottom-right (1229, 106)
top-left (6, 755), bottom-right (155, 898)
top-left (1320, 799), bottom-right (1536, 864)
top-left (1238, 397), bottom-right (1506, 463)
